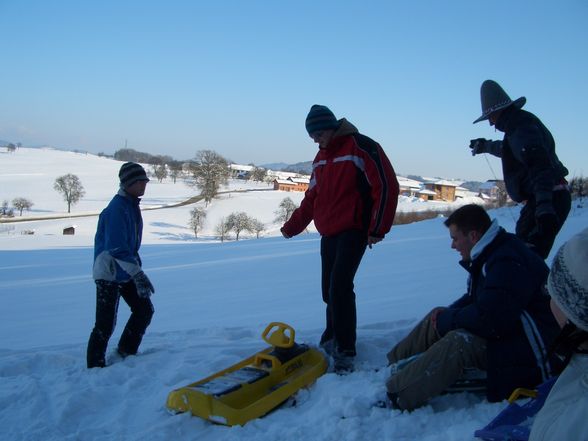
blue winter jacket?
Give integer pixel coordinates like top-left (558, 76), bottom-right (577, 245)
top-left (93, 189), bottom-right (144, 283)
top-left (436, 220), bottom-right (562, 401)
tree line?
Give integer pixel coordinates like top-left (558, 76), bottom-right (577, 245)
top-left (188, 196), bottom-right (298, 241)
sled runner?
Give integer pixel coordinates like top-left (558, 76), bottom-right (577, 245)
top-left (166, 322), bottom-right (328, 426)
top-left (474, 376), bottom-right (557, 441)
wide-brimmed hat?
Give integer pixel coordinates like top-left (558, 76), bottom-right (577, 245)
top-left (473, 80), bottom-right (526, 124)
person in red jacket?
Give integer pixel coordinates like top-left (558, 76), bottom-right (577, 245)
top-left (281, 104), bottom-right (399, 373)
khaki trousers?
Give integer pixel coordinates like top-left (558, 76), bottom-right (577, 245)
top-left (385, 310), bottom-right (487, 410)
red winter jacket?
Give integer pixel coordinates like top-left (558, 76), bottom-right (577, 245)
top-left (282, 119), bottom-right (399, 238)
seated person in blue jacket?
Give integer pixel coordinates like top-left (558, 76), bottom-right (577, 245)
top-left (529, 227), bottom-right (588, 441)
top-left (87, 162), bottom-right (155, 368)
top-left (385, 204), bottom-right (562, 410)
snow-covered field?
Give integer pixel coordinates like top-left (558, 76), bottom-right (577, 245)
top-left (1, 147), bottom-right (586, 441)
top-left (0, 147), bottom-right (485, 250)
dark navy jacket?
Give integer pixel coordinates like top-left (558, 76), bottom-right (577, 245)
top-left (436, 221), bottom-right (562, 401)
top-left (486, 107), bottom-right (568, 216)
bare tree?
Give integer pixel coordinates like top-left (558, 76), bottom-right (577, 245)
top-left (251, 166), bottom-right (267, 182)
top-left (12, 197), bottom-right (34, 216)
top-left (186, 150), bottom-right (230, 205)
top-left (495, 181), bottom-right (508, 207)
top-left (226, 211), bottom-right (253, 240)
top-left (152, 164), bottom-right (168, 182)
top-left (54, 173), bottom-right (85, 213)
top-left (570, 176), bottom-right (586, 200)
top-left (188, 207), bottom-right (207, 238)
top-left (215, 217), bottom-right (230, 242)
top-left (250, 218), bottom-right (265, 238)
top-left (6, 143), bottom-right (16, 153)
top-left (274, 197), bottom-right (298, 223)
top-left (1, 200), bottom-right (14, 217)
top-left (168, 161), bottom-right (184, 183)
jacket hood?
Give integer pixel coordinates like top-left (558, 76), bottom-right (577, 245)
top-left (323, 119), bottom-right (358, 150)
top-left (333, 118), bottom-right (358, 137)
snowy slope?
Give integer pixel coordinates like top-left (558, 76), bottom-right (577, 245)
top-left (1, 147), bottom-right (586, 441)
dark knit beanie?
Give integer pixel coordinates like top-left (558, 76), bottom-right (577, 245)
top-left (305, 105), bottom-right (339, 135)
top-left (119, 162), bottom-right (149, 188)
top-left (547, 227), bottom-right (588, 331)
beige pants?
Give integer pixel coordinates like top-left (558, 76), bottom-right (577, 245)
top-left (385, 309), bottom-right (488, 410)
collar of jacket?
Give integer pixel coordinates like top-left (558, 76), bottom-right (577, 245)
top-left (459, 219), bottom-right (505, 271)
top-left (323, 118), bottom-right (359, 151)
top-left (117, 187), bottom-right (142, 205)
top-left (494, 105), bottom-right (521, 133)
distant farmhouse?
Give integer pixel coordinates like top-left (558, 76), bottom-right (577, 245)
top-left (229, 163), bottom-right (254, 179)
top-left (273, 176), bottom-right (310, 192)
top-left (419, 179), bottom-right (461, 202)
top-left (398, 176), bottom-right (422, 197)
top-left (231, 162), bottom-right (497, 203)
top-left (478, 180), bottom-right (504, 200)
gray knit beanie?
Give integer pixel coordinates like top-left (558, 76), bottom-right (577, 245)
top-left (547, 228), bottom-right (588, 331)
top-left (305, 105), bottom-right (339, 135)
top-left (119, 162), bottom-right (149, 188)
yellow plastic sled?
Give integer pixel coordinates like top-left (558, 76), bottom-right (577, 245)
top-left (166, 322), bottom-right (328, 426)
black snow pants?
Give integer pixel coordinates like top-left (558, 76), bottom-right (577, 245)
top-left (319, 229), bottom-right (367, 356)
top-left (87, 279), bottom-right (154, 368)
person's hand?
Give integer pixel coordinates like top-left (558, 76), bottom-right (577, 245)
top-left (469, 138), bottom-right (489, 156)
top-left (133, 271), bottom-right (155, 298)
top-left (280, 228), bottom-right (291, 239)
top-left (430, 307), bottom-right (446, 331)
top-left (367, 235), bottom-right (383, 249)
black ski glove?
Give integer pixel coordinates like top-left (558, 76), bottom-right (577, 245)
top-left (469, 138), bottom-right (490, 156)
top-left (133, 271), bottom-right (155, 298)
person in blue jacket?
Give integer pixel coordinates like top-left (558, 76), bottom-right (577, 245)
top-left (385, 204), bottom-right (562, 410)
top-left (87, 162), bottom-right (155, 368)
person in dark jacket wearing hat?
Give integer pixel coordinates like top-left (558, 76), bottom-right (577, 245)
top-left (281, 105), bottom-right (399, 373)
top-left (87, 162), bottom-right (155, 368)
top-left (385, 204), bottom-right (562, 411)
top-left (469, 80), bottom-right (571, 259)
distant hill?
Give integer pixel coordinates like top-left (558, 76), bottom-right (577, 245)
top-left (460, 181), bottom-right (484, 191)
top-left (260, 162), bottom-right (290, 171)
top-left (261, 161), bottom-right (312, 175)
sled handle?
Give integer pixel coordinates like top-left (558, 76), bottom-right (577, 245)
top-left (507, 387), bottom-right (538, 403)
top-left (262, 322), bottom-right (295, 348)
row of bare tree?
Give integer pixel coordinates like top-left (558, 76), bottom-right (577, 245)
top-left (188, 196), bottom-right (298, 241)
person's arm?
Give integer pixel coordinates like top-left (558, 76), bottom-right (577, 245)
top-left (362, 144), bottom-right (399, 241)
top-left (469, 138), bottom-right (503, 157)
top-left (437, 257), bottom-right (536, 339)
top-left (281, 175), bottom-right (317, 238)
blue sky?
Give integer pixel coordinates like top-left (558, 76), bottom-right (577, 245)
top-left (1, 0), bottom-right (586, 180)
